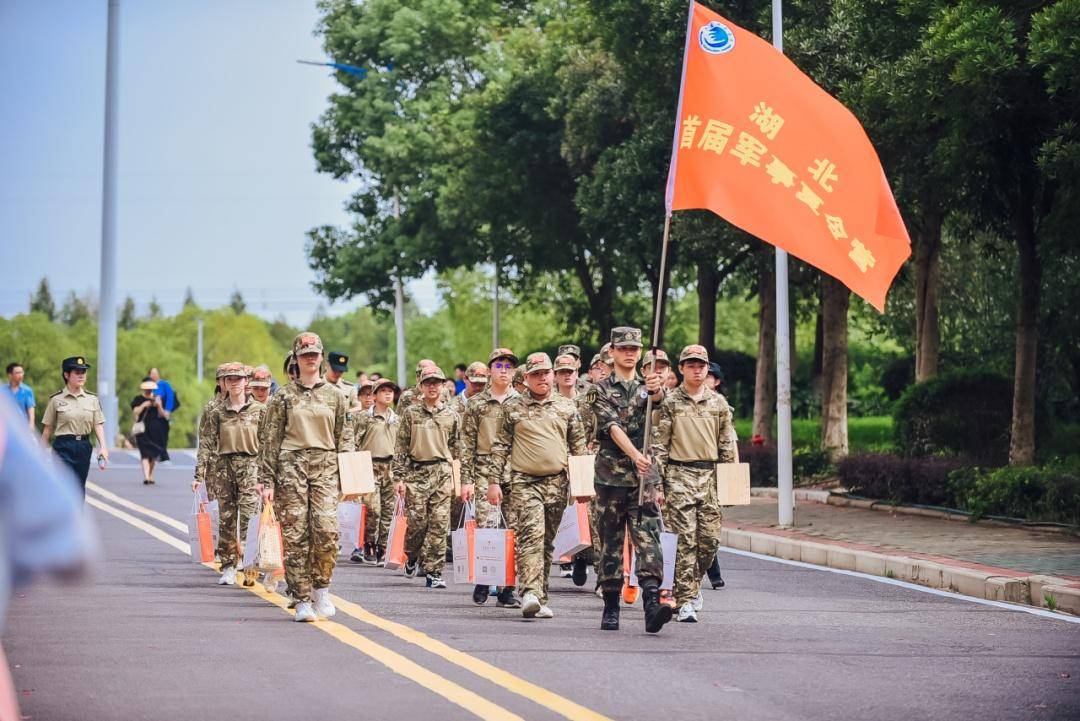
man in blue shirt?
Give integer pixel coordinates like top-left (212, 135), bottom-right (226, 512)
top-left (2, 363), bottom-right (35, 431)
top-left (148, 367), bottom-right (177, 413)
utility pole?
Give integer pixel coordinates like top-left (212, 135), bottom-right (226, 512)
top-left (393, 196), bottom-right (407, 386)
top-left (196, 318), bottom-right (204, 383)
top-left (97, 0), bottom-right (121, 448)
top-left (773, 0), bottom-right (795, 527)
top-left (492, 262), bottom-right (500, 349)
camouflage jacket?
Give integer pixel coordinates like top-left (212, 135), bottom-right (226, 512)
top-left (258, 379), bottom-right (351, 491)
top-left (459, 386), bottom-right (518, 488)
top-left (392, 401), bottom-right (462, 480)
top-left (195, 393), bottom-right (224, 484)
top-left (199, 397), bottom-right (266, 460)
top-left (651, 385), bottom-right (736, 472)
top-left (353, 405), bottom-right (399, 460)
top-left (587, 372), bottom-right (662, 488)
top-left (487, 392), bottom-right (587, 486)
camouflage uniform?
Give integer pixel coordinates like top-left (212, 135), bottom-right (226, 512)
top-left (487, 356), bottom-right (587, 606)
top-left (652, 382), bottom-right (734, 606)
top-left (393, 391), bottom-right (461, 576)
top-left (259, 339), bottom-right (351, 603)
top-left (195, 391), bottom-right (224, 499)
top-left (200, 388), bottom-right (265, 569)
top-left (354, 404), bottom-right (399, 549)
top-left (587, 332), bottom-right (666, 592)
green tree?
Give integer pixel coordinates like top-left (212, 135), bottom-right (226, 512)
top-left (59, 291), bottom-right (93, 326)
top-left (148, 297), bottom-right (163, 319)
top-left (229, 289), bottom-right (246, 315)
top-left (183, 287), bottom-right (196, 308)
top-left (119, 296), bottom-right (137, 330)
top-left (29, 277), bottom-right (56, 320)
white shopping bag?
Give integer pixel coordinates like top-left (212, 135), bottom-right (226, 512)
top-left (205, 499), bottom-right (220, 549)
top-left (629, 524), bottom-right (677, 591)
top-left (553, 502), bottom-right (592, 562)
top-left (450, 502), bottom-right (476, 585)
top-left (473, 508), bottom-right (515, 587)
top-left (242, 499), bottom-right (262, 570)
top-left (337, 500), bottom-right (365, 556)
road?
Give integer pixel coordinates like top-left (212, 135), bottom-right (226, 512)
top-left (5, 462), bottom-right (1079, 721)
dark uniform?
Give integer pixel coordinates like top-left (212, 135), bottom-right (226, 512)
top-left (586, 327), bottom-right (672, 633)
top-left (43, 356), bottom-right (105, 494)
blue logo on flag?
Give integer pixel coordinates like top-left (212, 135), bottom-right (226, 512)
top-left (699, 21), bottom-right (735, 55)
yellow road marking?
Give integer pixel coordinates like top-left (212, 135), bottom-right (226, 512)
top-left (87, 481), bottom-right (188, 532)
top-left (87, 494), bottom-right (523, 721)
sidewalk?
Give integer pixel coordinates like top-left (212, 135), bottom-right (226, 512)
top-left (721, 497), bottom-right (1080, 615)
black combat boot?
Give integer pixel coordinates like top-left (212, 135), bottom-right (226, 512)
top-left (571, 556), bottom-right (589, 587)
top-left (706, 557), bottom-right (725, 589)
top-left (641, 580), bottom-right (673, 634)
top-left (600, 590), bottom-right (621, 631)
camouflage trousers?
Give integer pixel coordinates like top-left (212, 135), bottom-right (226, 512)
top-left (509, 472), bottom-right (568, 605)
top-left (662, 466), bottom-right (723, 605)
top-left (404, 461), bottom-right (451, 576)
top-left (213, 453), bottom-right (259, 569)
top-left (363, 459), bottom-right (391, 548)
top-left (595, 484), bottom-right (664, 591)
top-left (276, 449), bottom-right (340, 602)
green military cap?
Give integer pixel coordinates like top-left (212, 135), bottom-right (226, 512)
top-left (61, 356), bottom-right (91, 372)
top-left (557, 344), bottom-right (581, 360)
top-left (328, 351), bottom-right (349, 372)
top-left (524, 352), bottom-right (553, 374)
top-left (292, 332), bottom-right (324, 356)
top-left (610, 326), bottom-right (643, 348)
top-left (588, 353), bottom-right (604, 369)
top-left (678, 344), bottom-right (710, 364)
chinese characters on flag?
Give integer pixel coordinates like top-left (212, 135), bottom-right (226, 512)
top-left (665, 2), bottom-right (910, 311)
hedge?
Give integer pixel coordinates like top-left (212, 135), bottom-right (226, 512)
top-left (837, 453), bottom-right (968, 506)
top-left (949, 459), bottom-right (1080, 526)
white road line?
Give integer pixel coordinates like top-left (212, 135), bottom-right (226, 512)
top-left (719, 547), bottom-right (1080, 624)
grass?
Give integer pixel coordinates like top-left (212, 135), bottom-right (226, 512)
top-left (1045, 593), bottom-right (1058, 612)
top-left (734, 415), bottom-right (894, 452)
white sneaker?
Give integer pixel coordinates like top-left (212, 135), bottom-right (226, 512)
top-left (691, 590), bottom-right (704, 612)
top-left (261, 573), bottom-right (278, 593)
top-left (521, 592), bottom-right (541, 618)
top-left (218, 566), bottom-right (237, 585)
top-left (676, 602), bottom-right (698, 623)
top-left (312, 588), bottom-right (336, 619)
top-left (536, 605), bottom-right (554, 619)
top-left (294, 601), bottom-right (317, 622)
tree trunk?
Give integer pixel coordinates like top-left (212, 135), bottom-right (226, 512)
top-left (697, 262), bottom-right (719, 359)
top-left (820, 276), bottom-right (849, 458)
top-left (753, 264), bottom-right (776, 442)
top-left (789, 308), bottom-right (797, 381)
top-left (914, 213), bottom-right (943, 382)
top-left (812, 288), bottom-right (824, 402)
top-left (1009, 199), bottom-right (1040, 466)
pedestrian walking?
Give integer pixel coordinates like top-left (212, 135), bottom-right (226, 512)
top-left (326, 351), bottom-right (358, 409)
top-left (487, 352), bottom-right (587, 619)
top-left (459, 348), bottom-right (520, 607)
top-left (195, 365), bottom-right (229, 501)
top-left (40, 356), bottom-right (108, 495)
top-left (393, 366), bottom-right (460, 589)
top-left (586, 327), bottom-right (671, 633)
top-left (554, 352), bottom-right (597, 587)
top-left (351, 378), bottom-right (399, 565)
top-left (248, 366), bottom-right (273, 404)
top-left (259, 333), bottom-right (352, 622)
top-left (651, 345), bottom-right (735, 623)
top-left (131, 377), bottom-right (170, 484)
top-left (2, 363), bottom-right (36, 431)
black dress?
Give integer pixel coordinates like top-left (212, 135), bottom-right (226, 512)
top-left (131, 395), bottom-right (170, 462)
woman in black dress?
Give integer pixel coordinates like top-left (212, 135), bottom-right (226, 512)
top-left (132, 377), bottom-right (170, 484)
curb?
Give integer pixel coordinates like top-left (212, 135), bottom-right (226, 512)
top-left (720, 526), bottom-right (1080, 617)
top-left (750, 487), bottom-right (831, 503)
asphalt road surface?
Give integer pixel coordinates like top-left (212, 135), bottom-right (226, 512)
top-left (6, 464), bottom-right (1079, 721)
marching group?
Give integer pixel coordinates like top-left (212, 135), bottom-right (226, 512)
top-left (45, 324), bottom-right (738, 633)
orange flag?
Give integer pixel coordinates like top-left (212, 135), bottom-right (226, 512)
top-left (665, 2), bottom-right (910, 311)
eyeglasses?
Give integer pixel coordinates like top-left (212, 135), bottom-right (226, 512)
top-left (491, 362), bottom-right (514, 370)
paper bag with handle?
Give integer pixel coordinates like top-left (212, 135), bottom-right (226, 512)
top-left (450, 501), bottom-right (477, 585)
top-left (242, 498), bottom-right (263, 570)
top-left (257, 504), bottom-right (284, 572)
top-left (384, 494), bottom-right (408, 570)
top-left (338, 450), bottom-right (377, 496)
top-left (716, 439), bottom-right (751, 506)
top-left (553, 499), bottom-right (592, 562)
top-left (337, 500), bottom-right (365, 556)
top-left (567, 454), bottom-right (596, 498)
top-left (187, 493), bottom-right (215, 563)
top-left (473, 506), bottom-right (515, 587)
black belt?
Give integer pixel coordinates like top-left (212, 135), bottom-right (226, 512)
top-left (667, 459), bottom-right (716, 469)
top-left (372, 456), bottom-right (392, 462)
top-left (55, 434), bottom-right (90, 442)
top-left (412, 459), bottom-right (448, 466)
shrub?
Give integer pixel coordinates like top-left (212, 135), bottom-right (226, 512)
top-left (713, 350), bottom-right (756, 417)
top-left (793, 447), bottom-right (833, 479)
top-left (740, 441), bottom-right (778, 487)
top-left (837, 453), bottom-right (967, 506)
top-left (881, 356), bottom-right (915, 401)
top-left (893, 369), bottom-right (1011, 464)
top-left (949, 459), bottom-right (1080, 525)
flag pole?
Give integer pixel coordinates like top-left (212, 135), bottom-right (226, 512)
top-left (639, 213), bottom-right (672, 516)
top-left (772, 0), bottom-right (795, 527)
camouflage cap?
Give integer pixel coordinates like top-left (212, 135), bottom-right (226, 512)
top-left (244, 365), bottom-right (253, 378)
top-left (249, 365), bottom-right (273, 388)
top-left (554, 354), bottom-right (578, 372)
top-left (219, 361), bottom-right (247, 378)
top-left (373, 377), bottom-right (400, 394)
top-left (513, 365), bottom-right (526, 385)
top-left (641, 348), bottom-right (671, 368)
top-left (678, 344), bottom-right (710, 364)
top-left (215, 363), bottom-right (229, 380)
top-left (465, 361), bottom-right (489, 383)
top-left (292, 332), bottom-right (324, 356)
top-left (418, 366), bottom-right (447, 384)
top-left (357, 378), bottom-right (375, 391)
top-left (557, 344), bottom-right (581, 360)
top-left (487, 347), bottom-right (519, 366)
top-left (415, 358), bottom-right (436, 372)
top-left (599, 342), bottom-right (614, 365)
top-left (588, 353), bottom-right (604, 369)
top-left (524, 352), bottom-right (553, 374)
top-left (610, 326), bottom-right (643, 348)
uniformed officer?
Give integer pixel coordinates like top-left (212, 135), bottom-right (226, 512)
top-left (326, 351), bottom-right (358, 409)
top-left (351, 377), bottom-right (399, 565)
top-left (651, 345), bottom-right (735, 622)
top-left (193, 362), bottom-right (267, 587)
top-left (41, 356), bottom-right (108, 494)
top-left (487, 352), bottom-right (587, 619)
top-left (459, 348), bottom-right (520, 607)
top-left (587, 327), bottom-right (672, 633)
top-left (259, 332), bottom-right (352, 623)
top-left (393, 366), bottom-right (461, 589)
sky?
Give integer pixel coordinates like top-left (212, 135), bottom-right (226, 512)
top-left (0, 0), bottom-right (437, 326)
